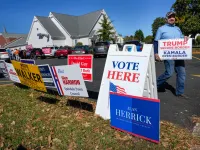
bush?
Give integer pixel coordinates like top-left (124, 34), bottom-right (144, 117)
top-left (76, 42), bottom-right (83, 46)
top-left (195, 36), bottom-right (200, 46)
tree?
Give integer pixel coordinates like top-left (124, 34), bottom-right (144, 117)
top-left (171, 0), bottom-right (200, 36)
top-left (195, 36), bottom-right (200, 45)
top-left (152, 17), bottom-right (166, 37)
top-left (123, 35), bottom-right (134, 42)
top-left (134, 29), bottom-right (144, 41)
top-left (97, 15), bottom-right (115, 42)
top-left (144, 35), bottom-right (154, 44)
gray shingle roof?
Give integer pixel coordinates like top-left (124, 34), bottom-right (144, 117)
top-left (36, 16), bottom-right (66, 40)
top-left (52, 9), bottom-right (102, 38)
top-left (4, 35), bottom-right (28, 48)
top-left (2, 33), bottom-right (27, 38)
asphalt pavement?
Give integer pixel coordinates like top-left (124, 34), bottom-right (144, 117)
top-left (0, 55), bottom-right (200, 129)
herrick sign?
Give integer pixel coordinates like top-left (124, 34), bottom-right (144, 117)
top-left (158, 38), bottom-right (192, 60)
top-left (110, 92), bottom-right (160, 143)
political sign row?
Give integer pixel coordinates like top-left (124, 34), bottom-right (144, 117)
top-left (0, 55), bottom-right (92, 97)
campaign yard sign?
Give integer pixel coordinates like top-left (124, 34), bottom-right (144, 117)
top-left (110, 91), bottom-right (160, 143)
top-left (20, 59), bottom-right (35, 64)
top-left (68, 55), bottom-right (93, 82)
top-left (51, 64), bottom-right (88, 97)
top-left (38, 64), bottom-right (56, 88)
top-left (0, 60), bottom-right (9, 78)
top-left (11, 60), bottom-right (47, 92)
top-left (5, 63), bottom-right (21, 83)
top-left (158, 38), bottom-right (192, 60)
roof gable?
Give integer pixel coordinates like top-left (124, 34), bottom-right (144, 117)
top-left (36, 16), bottom-right (66, 40)
top-left (4, 35), bottom-right (28, 48)
top-left (51, 9), bottom-right (103, 38)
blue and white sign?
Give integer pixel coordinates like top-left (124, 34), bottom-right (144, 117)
top-left (38, 64), bottom-right (56, 88)
top-left (20, 59), bottom-right (35, 64)
top-left (110, 91), bottom-right (160, 143)
top-left (51, 64), bottom-right (88, 97)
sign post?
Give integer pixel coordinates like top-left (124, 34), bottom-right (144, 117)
top-left (68, 54), bottom-right (93, 82)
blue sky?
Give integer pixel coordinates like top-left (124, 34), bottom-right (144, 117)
top-left (0, 0), bottom-right (176, 37)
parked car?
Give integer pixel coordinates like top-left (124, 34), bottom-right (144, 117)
top-left (25, 48), bottom-right (45, 59)
top-left (71, 45), bottom-right (92, 54)
top-left (93, 42), bottom-right (110, 57)
top-left (123, 40), bottom-right (143, 52)
top-left (0, 48), bottom-right (9, 62)
top-left (55, 46), bottom-right (72, 58)
top-left (42, 46), bottom-right (59, 57)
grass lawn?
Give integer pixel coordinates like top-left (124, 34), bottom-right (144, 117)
top-left (0, 85), bottom-right (200, 150)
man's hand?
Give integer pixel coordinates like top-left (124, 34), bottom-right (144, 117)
top-left (184, 36), bottom-right (189, 42)
top-left (155, 54), bottom-right (161, 61)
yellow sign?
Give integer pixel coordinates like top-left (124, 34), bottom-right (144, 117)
top-left (11, 60), bottom-right (47, 92)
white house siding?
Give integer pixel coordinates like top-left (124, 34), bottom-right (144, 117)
top-left (49, 15), bottom-right (73, 47)
top-left (77, 37), bottom-right (91, 46)
top-left (27, 19), bottom-right (53, 48)
top-left (52, 40), bottom-right (65, 47)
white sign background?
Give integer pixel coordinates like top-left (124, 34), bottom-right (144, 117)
top-left (52, 64), bottom-right (88, 97)
top-left (5, 63), bottom-right (21, 83)
top-left (158, 38), bottom-right (192, 60)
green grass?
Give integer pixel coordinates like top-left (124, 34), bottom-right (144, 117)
top-left (0, 85), bottom-right (199, 150)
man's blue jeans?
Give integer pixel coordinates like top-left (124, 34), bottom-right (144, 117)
top-left (157, 60), bottom-right (186, 95)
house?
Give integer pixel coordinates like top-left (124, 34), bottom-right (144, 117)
top-left (0, 27), bottom-right (27, 48)
top-left (27, 9), bottom-right (118, 48)
top-left (4, 35), bottom-right (28, 50)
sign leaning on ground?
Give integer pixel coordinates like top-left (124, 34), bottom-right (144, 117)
top-left (20, 59), bottom-right (35, 65)
top-left (68, 54), bottom-right (93, 82)
top-left (38, 64), bottom-right (56, 88)
top-left (51, 64), bottom-right (88, 97)
top-left (110, 92), bottom-right (160, 143)
top-left (95, 44), bottom-right (158, 120)
top-left (0, 60), bottom-right (9, 78)
top-left (11, 60), bottom-right (47, 92)
top-left (158, 38), bottom-right (192, 60)
top-left (5, 63), bottom-right (21, 83)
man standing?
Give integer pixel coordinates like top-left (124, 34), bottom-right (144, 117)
top-left (154, 11), bottom-right (188, 98)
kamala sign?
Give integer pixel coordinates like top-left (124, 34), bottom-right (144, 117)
top-left (158, 38), bottom-right (192, 60)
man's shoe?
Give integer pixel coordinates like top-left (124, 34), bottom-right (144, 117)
top-left (176, 94), bottom-right (189, 99)
top-left (157, 87), bottom-right (166, 92)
